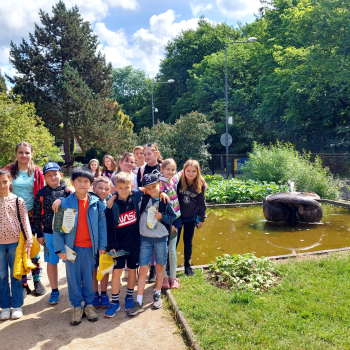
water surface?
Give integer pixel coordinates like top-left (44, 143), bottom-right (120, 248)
top-left (176, 204), bottom-right (350, 266)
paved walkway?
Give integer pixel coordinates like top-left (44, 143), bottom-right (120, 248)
top-left (0, 250), bottom-right (186, 350)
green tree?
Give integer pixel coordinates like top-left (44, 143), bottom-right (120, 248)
top-left (7, 1), bottom-right (123, 165)
top-left (0, 70), bottom-right (6, 94)
top-left (0, 93), bottom-right (61, 167)
top-left (137, 111), bottom-right (215, 171)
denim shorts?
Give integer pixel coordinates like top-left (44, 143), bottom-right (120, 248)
top-left (139, 240), bottom-right (167, 266)
top-left (43, 232), bottom-right (60, 265)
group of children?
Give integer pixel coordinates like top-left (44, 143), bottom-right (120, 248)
top-left (0, 142), bottom-right (207, 326)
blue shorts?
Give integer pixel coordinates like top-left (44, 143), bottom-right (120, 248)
top-left (139, 240), bottom-right (167, 266)
top-left (43, 232), bottom-right (60, 265)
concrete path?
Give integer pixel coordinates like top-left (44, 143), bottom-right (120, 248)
top-left (0, 250), bottom-right (186, 350)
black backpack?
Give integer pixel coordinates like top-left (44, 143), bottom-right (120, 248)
top-left (139, 194), bottom-right (172, 234)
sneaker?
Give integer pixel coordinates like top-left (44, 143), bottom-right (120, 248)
top-left (92, 294), bottom-right (100, 308)
top-left (185, 266), bottom-right (195, 276)
top-left (170, 278), bottom-right (180, 289)
top-left (125, 296), bottom-right (134, 311)
top-left (162, 277), bottom-right (170, 289)
top-left (127, 301), bottom-right (144, 316)
top-left (49, 291), bottom-right (60, 305)
top-left (100, 294), bottom-right (109, 308)
top-left (104, 302), bottom-right (121, 318)
top-left (34, 281), bottom-right (46, 295)
top-left (148, 266), bottom-right (157, 283)
top-left (71, 307), bottom-right (83, 326)
top-left (152, 293), bottom-right (162, 309)
top-left (11, 307), bottom-right (23, 320)
top-left (84, 304), bottom-right (99, 322)
top-left (0, 308), bottom-right (10, 321)
top-left (23, 284), bottom-right (31, 299)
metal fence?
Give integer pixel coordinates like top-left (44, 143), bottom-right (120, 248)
top-left (208, 153), bottom-right (350, 178)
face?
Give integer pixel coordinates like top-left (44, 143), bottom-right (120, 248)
top-left (16, 146), bottom-right (32, 164)
top-left (94, 181), bottom-right (111, 201)
top-left (44, 170), bottom-right (61, 188)
top-left (185, 165), bottom-right (198, 181)
top-left (90, 161), bottom-right (99, 172)
top-left (162, 163), bottom-right (176, 180)
top-left (120, 156), bottom-right (135, 173)
top-left (104, 158), bottom-right (112, 169)
top-left (0, 175), bottom-right (11, 196)
top-left (134, 149), bottom-right (144, 162)
top-left (144, 148), bottom-right (158, 165)
top-left (71, 176), bottom-right (92, 196)
top-left (114, 181), bottom-right (133, 200)
top-left (144, 182), bottom-right (161, 198)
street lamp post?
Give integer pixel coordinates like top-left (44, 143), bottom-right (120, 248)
top-left (224, 37), bottom-right (257, 179)
top-left (151, 79), bottom-right (175, 126)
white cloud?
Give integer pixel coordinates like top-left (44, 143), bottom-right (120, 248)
top-left (190, 3), bottom-right (213, 17)
top-left (216, 0), bottom-right (261, 18)
top-left (97, 10), bottom-right (214, 76)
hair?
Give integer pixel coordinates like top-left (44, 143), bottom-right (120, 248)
top-left (144, 143), bottom-right (163, 163)
top-left (161, 158), bottom-right (177, 172)
top-left (93, 176), bottom-right (111, 188)
top-left (88, 159), bottom-right (101, 178)
top-left (9, 142), bottom-right (35, 179)
top-left (102, 155), bottom-right (117, 173)
top-left (71, 167), bottom-right (94, 184)
top-left (117, 152), bottom-right (135, 172)
top-left (0, 168), bottom-right (12, 180)
top-left (114, 172), bottom-right (133, 185)
top-left (181, 159), bottom-right (202, 194)
top-left (133, 146), bottom-right (144, 153)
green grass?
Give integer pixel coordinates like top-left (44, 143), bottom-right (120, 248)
top-left (172, 253), bottom-right (350, 349)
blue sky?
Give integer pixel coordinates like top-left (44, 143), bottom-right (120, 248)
top-left (0, 0), bottom-right (261, 82)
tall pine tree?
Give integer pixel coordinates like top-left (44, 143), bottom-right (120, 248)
top-left (0, 70), bottom-right (6, 93)
top-left (7, 1), bottom-right (131, 165)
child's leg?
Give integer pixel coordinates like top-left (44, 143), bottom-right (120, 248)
top-left (127, 269), bottom-right (136, 289)
top-left (176, 225), bottom-right (183, 247)
top-left (104, 268), bottom-right (122, 317)
top-left (155, 264), bottom-right (164, 291)
top-left (154, 241), bottom-right (167, 291)
top-left (47, 263), bottom-right (58, 289)
top-left (111, 269), bottom-right (123, 295)
top-left (137, 265), bottom-right (148, 297)
top-left (93, 268), bottom-right (98, 292)
top-left (80, 247), bottom-right (96, 307)
top-left (43, 232), bottom-right (59, 290)
top-left (168, 237), bottom-right (177, 279)
top-left (100, 273), bottom-right (109, 292)
top-left (138, 240), bottom-right (153, 297)
top-left (183, 221), bottom-right (196, 268)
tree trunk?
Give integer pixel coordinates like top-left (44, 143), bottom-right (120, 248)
top-left (70, 137), bottom-right (74, 156)
top-left (63, 122), bottom-right (72, 166)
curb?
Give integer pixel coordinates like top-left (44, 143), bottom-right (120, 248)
top-left (165, 289), bottom-right (202, 350)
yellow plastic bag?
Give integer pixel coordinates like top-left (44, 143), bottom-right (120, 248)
top-left (96, 253), bottom-right (114, 281)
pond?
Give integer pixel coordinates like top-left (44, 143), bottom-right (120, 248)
top-left (176, 203), bottom-right (350, 266)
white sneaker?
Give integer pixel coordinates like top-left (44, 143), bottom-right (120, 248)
top-left (11, 307), bottom-right (23, 319)
top-left (0, 308), bottom-right (11, 321)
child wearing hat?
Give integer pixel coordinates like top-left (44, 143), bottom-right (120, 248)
top-left (33, 162), bottom-right (71, 305)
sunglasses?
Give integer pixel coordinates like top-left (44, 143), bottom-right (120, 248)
top-left (143, 143), bottom-right (158, 150)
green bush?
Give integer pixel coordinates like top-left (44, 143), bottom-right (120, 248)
top-left (204, 175), bottom-right (288, 203)
top-left (208, 253), bottom-right (279, 293)
top-left (243, 142), bottom-right (343, 199)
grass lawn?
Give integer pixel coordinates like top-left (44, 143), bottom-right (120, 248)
top-left (171, 253), bottom-right (350, 349)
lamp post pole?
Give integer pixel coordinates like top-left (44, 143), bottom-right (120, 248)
top-left (151, 79), bottom-right (175, 126)
top-left (224, 37), bottom-right (257, 179)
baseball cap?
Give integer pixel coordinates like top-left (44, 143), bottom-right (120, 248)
top-left (142, 172), bottom-right (160, 187)
top-left (43, 162), bottom-right (61, 174)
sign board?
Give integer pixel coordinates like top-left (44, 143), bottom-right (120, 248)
top-left (220, 133), bottom-right (232, 147)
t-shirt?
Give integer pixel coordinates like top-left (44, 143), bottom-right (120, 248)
top-left (115, 195), bottom-right (139, 250)
top-left (137, 163), bottom-right (161, 187)
top-left (75, 197), bottom-right (92, 247)
top-left (104, 170), bottom-right (114, 179)
top-left (11, 170), bottom-right (35, 211)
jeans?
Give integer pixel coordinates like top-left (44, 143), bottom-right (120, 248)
top-left (0, 242), bottom-right (23, 308)
top-left (65, 246), bottom-right (95, 308)
top-left (176, 221), bottom-right (196, 268)
top-left (164, 235), bottom-right (177, 278)
top-left (139, 240), bottom-right (167, 266)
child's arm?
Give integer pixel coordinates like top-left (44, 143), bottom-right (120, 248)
top-left (18, 198), bottom-right (33, 247)
top-left (155, 203), bottom-right (177, 224)
top-left (159, 191), bottom-right (170, 204)
top-left (33, 193), bottom-right (44, 245)
top-left (107, 194), bottom-right (116, 209)
top-left (97, 201), bottom-right (107, 255)
top-left (52, 199), bottom-right (62, 213)
top-left (197, 188), bottom-right (207, 228)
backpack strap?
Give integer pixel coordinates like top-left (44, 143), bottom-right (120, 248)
top-left (139, 194), bottom-right (151, 217)
top-left (15, 197), bottom-right (27, 240)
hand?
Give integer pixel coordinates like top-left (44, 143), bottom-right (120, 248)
top-left (171, 226), bottom-right (176, 234)
top-left (26, 246), bottom-right (31, 259)
top-left (65, 187), bottom-right (74, 194)
top-left (139, 187), bottom-right (145, 194)
top-left (107, 195), bottom-right (116, 209)
top-left (58, 252), bottom-right (67, 260)
top-left (198, 221), bottom-right (204, 229)
top-left (37, 237), bottom-right (45, 246)
top-left (52, 199), bottom-right (62, 213)
top-left (154, 211), bottom-right (162, 220)
top-left (99, 249), bottom-right (105, 256)
top-left (200, 176), bottom-right (208, 191)
top-left (110, 249), bottom-right (116, 254)
top-left (160, 192), bottom-right (170, 203)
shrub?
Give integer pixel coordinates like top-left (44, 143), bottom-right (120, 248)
top-left (208, 253), bottom-right (280, 293)
top-left (243, 142), bottom-right (343, 199)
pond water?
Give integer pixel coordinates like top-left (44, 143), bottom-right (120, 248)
top-left (176, 203), bottom-right (350, 266)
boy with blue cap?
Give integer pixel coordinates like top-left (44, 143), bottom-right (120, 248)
top-left (34, 162), bottom-right (70, 305)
